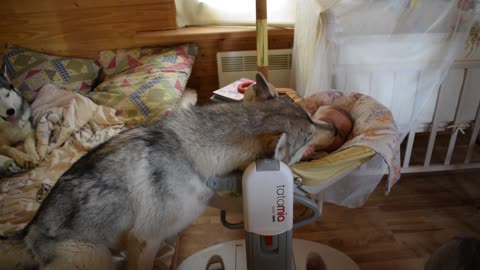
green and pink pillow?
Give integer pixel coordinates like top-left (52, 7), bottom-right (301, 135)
top-left (2, 44), bottom-right (100, 103)
top-left (90, 43), bottom-right (198, 125)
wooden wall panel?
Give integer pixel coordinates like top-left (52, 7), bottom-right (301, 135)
top-left (0, 0), bottom-right (176, 58)
top-left (0, 0), bottom-right (294, 104)
top-left (2, 0), bottom-right (170, 13)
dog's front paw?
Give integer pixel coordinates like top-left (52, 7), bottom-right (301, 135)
top-left (14, 152), bottom-right (38, 169)
top-left (28, 149), bottom-right (41, 164)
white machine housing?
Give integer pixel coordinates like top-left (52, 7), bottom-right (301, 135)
top-left (242, 160), bottom-right (294, 236)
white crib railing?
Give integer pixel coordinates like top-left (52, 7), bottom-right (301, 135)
top-left (401, 60), bottom-right (480, 173)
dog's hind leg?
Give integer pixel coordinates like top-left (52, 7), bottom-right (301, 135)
top-left (126, 233), bottom-right (163, 270)
top-left (0, 234), bottom-right (38, 270)
top-left (40, 240), bottom-right (114, 270)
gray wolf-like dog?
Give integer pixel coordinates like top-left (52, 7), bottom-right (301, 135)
top-left (0, 73), bottom-right (336, 270)
top-left (0, 74), bottom-right (39, 168)
top-left (424, 236), bottom-right (480, 270)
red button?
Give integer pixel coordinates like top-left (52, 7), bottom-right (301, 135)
top-left (264, 235), bottom-right (273, 246)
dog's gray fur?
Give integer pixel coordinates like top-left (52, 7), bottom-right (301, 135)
top-left (424, 236), bottom-right (480, 270)
top-left (0, 74), bottom-right (39, 168)
top-left (0, 73), bottom-right (336, 269)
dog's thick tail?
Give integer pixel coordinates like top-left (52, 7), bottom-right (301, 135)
top-left (0, 229), bottom-right (37, 270)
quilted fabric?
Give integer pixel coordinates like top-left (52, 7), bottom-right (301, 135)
top-left (2, 45), bottom-right (101, 103)
top-left (90, 43), bottom-right (198, 125)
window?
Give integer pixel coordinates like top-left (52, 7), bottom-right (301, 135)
top-left (175, 0), bottom-right (296, 27)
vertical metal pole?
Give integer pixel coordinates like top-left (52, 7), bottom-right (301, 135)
top-left (256, 0), bottom-right (269, 79)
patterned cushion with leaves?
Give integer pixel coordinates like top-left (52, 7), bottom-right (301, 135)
top-left (2, 45), bottom-right (101, 103)
top-left (90, 43), bottom-right (198, 125)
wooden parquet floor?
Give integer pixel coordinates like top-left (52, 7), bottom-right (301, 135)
top-left (177, 170), bottom-right (480, 270)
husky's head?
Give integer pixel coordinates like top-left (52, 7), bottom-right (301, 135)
top-left (0, 75), bottom-right (24, 124)
top-left (251, 72), bottom-right (337, 165)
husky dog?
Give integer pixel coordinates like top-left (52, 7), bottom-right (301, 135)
top-left (0, 73), bottom-right (336, 270)
top-left (0, 74), bottom-right (39, 168)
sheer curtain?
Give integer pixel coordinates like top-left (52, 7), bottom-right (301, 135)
top-left (293, 0), bottom-right (478, 138)
top-left (175, 0), bottom-right (296, 27)
top-left (292, 0), bottom-right (479, 207)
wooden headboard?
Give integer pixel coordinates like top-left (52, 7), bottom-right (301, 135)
top-left (0, 0), bottom-right (294, 103)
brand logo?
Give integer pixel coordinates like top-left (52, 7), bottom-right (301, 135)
top-left (275, 184), bottom-right (286, 222)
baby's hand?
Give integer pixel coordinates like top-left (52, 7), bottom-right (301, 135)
top-left (302, 145), bottom-right (316, 160)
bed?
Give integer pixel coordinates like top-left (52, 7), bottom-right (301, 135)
top-left (0, 42), bottom-right (199, 269)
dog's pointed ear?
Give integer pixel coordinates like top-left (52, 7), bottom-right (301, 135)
top-left (274, 133), bottom-right (289, 163)
top-left (252, 72), bottom-right (278, 101)
top-left (0, 72), bottom-right (10, 87)
top-left (1, 64), bottom-right (13, 89)
top-left (2, 63), bottom-right (9, 81)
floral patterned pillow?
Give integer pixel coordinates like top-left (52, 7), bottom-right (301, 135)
top-left (90, 43), bottom-right (198, 125)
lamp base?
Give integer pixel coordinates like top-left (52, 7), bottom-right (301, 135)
top-left (178, 238), bottom-right (359, 270)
